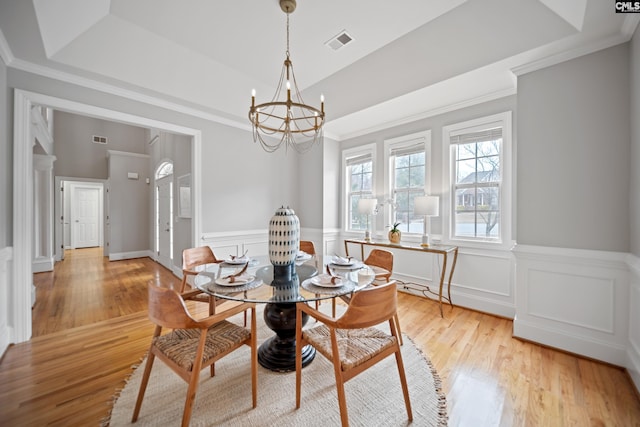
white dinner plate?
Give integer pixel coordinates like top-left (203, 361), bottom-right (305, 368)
top-left (311, 274), bottom-right (343, 288)
top-left (215, 275), bottom-right (254, 286)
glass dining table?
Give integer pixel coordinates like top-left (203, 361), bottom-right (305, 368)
top-left (194, 256), bottom-right (374, 372)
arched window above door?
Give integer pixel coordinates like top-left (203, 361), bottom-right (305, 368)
top-left (156, 161), bottom-right (173, 179)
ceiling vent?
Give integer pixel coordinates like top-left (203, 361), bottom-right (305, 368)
top-left (325, 30), bottom-right (353, 51)
top-left (92, 135), bottom-right (107, 144)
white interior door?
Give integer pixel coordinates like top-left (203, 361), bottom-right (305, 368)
top-left (156, 177), bottom-right (173, 270)
top-left (70, 184), bottom-right (102, 248)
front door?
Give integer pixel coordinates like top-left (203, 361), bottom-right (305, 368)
top-left (156, 176), bottom-right (173, 270)
top-left (70, 184), bottom-right (102, 248)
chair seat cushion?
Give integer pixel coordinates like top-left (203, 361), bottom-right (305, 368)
top-left (153, 320), bottom-right (250, 371)
top-left (303, 326), bottom-right (397, 371)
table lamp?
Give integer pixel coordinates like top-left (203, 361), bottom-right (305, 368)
top-left (414, 195), bottom-right (439, 247)
top-left (357, 198), bottom-right (378, 242)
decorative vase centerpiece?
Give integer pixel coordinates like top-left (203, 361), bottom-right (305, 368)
top-left (388, 222), bottom-right (401, 244)
top-left (268, 206), bottom-right (300, 283)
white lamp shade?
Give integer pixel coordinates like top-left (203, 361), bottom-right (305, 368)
top-left (414, 195), bottom-right (439, 216)
top-left (357, 198), bottom-right (378, 214)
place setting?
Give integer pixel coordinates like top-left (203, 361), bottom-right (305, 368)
top-left (301, 265), bottom-right (356, 295)
top-left (327, 254), bottom-right (363, 272)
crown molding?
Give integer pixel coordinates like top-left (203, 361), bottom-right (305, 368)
top-left (621, 14), bottom-right (640, 38)
top-left (7, 57), bottom-right (252, 133)
top-left (334, 87), bottom-right (516, 141)
top-left (0, 27), bottom-right (14, 66)
top-left (511, 32), bottom-right (630, 77)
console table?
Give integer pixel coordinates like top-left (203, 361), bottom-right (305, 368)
top-left (344, 239), bottom-right (459, 317)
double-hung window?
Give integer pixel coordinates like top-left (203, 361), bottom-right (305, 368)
top-left (443, 112), bottom-right (512, 245)
top-left (385, 131), bottom-right (430, 234)
top-left (343, 144), bottom-right (376, 232)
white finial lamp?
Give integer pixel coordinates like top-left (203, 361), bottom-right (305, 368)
top-left (414, 196), bottom-right (439, 247)
top-left (358, 198), bottom-right (378, 242)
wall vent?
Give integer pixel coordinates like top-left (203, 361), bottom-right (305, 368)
top-left (325, 30), bottom-right (353, 51)
top-left (92, 135), bottom-right (108, 144)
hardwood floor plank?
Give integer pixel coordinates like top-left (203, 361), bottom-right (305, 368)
top-left (1, 248), bottom-right (639, 426)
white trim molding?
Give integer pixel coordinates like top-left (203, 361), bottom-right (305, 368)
top-left (108, 250), bottom-right (154, 262)
top-left (626, 253), bottom-right (640, 392)
top-left (513, 244), bottom-right (630, 366)
top-left (0, 246), bottom-right (13, 357)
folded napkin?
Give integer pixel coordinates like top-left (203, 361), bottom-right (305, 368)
top-left (224, 273), bottom-right (251, 284)
top-left (332, 255), bottom-right (353, 265)
top-left (296, 251), bottom-right (308, 258)
top-left (323, 266), bottom-right (342, 285)
top-left (223, 263), bottom-right (249, 282)
top-left (226, 255), bottom-right (249, 263)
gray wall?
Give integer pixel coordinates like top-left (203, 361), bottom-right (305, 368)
top-left (6, 68), bottom-right (300, 236)
top-left (631, 26), bottom-right (640, 257)
top-left (517, 44), bottom-right (630, 252)
top-left (53, 111), bottom-right (148, 179)
top-left (339, 95), bottom-right (517, 238)
top-left (107, 152), bottom-right (150, 254)
top-left (0, 56), bottom-right (8, 246)
top-left (296, 140), bottom-right (324, 229)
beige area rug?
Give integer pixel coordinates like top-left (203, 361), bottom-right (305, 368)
top-left (106, 305), bottom-right (448, 426)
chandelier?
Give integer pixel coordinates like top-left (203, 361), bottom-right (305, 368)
top-left (249, 0), bottom-right (325, 154)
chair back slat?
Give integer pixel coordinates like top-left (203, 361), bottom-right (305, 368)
top-left (299, 241), bottom-right (316, 255)
top-left (148, 283), bottom-right (199, 330)
top-left (182, 246), bottom-right (219, 271)
top-left (336, 281), bottom-right (397, 329)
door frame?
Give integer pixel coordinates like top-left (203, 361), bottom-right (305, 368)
top-left (68, 181), bottom-right (104, 250)
top-left (12, 89), bottom-right (202, 343)
top-left (54, 177), bottom-right (106, 261)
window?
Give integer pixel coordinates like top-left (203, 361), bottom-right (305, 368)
top-left (443, 112), bottom-right (512, 245)
top-left (384, 131), bottom-right (430, 234)
top-left (156, 161), bottom-right (173, 179)
top-left (343, 145), bottom-right (376, 232)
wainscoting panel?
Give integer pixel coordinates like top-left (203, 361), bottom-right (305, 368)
top-left (341, 234), bottom-right (515, 318)
top-left (201, 229), bottom-right (270, 259)
top-left (628, 254), bottom-right (640, 392)
top-left (513, 245), bottom-right (629, 366)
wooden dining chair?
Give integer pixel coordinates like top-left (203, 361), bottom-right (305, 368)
top-left (180, 246), bottom-right (223, 315)
top-left (361, 248), bottom-right (403, 344)
top-left (295, 281), bottom-right (412, 427)
top-left (363, 248), bottom-right (393, 283)
top-left (132, 283), bottom-right (257, 427)
top-left (299, 240), bottom-right (319, 269)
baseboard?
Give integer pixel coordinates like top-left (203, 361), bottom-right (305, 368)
top-left (0, 325), bottom-right (10, 360)
top-left (627, 339), bottom-right (640, 394)
top-left (514, 317), bottom-right (627, 366)
top-left (32, 256), bottom-right (54, 272)
top-left (108, 250), bottom-right (153, 261)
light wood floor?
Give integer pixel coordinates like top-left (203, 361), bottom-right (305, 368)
top-left (1, 247), bottom-right (639, 426)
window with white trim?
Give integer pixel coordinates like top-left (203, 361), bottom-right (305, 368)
top-left (443, 112), bottom-right (512, 244)
top-left (384, 131), bottom-right (430, 234)
top-left (343, 145), bottom-right (376, 232)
